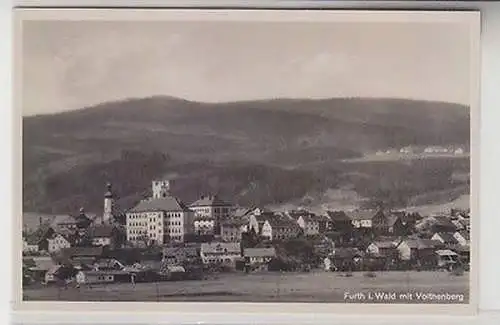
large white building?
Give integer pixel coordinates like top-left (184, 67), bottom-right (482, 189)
top-left (126, 181), bottom-right (195, 245)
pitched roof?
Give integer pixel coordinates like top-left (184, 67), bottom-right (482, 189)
top-left (370, 241), bottom-right (396, 249)
top-left (201, 242), bottom-right (241, 254)
top-left (220, 218), bottom-right (245, 227)
top-left (25, 224), bottom-right (54, 245)
top-left (435, 232), bottom-right (459, 244)
top-left (51, 215), bottom-right (78, 226)
top-left (233, 207), bottom-right (254, 217)
top-left (243, 247), bottom-right (276, 258)
top-left (49, 231), bottom-right (75, 244)
top-left (386, 214), bottom-right (400, 227)
top-left (267, 217), bottom-right (301, 229)
top-left (327, 211), bottom-right (351, 222)
top-left (189, 195), bottom-right (231, 207)
top-left (458, 231), bottom-right (470, 240)
top-left (129, 196), bottom-right (190, 213)
top-left (345, 210), bottom-right (377, 221)
top-left (25, 256), bottom-right (56, 271)
top-left (430, 216), bottom-right (457, 228)
top-left (193, 215), bottom-right (216, 222)
top-left (403, 239), bottom-right (443, 249)
top-left (333, 247), bottom-right (363, 258)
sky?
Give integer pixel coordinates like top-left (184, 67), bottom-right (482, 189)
top-left (21, 19), bottom-right (472, 116)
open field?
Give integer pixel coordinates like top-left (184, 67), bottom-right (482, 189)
top-left (23, 271), bottom-right (469, 304)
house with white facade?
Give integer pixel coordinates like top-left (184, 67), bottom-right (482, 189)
top-left (345, 210), bottom-right (378, 228)
top-left (126, 180), bottom-right (195, 245)
top-left (47, 233), bottom-right (73, 253)
top-left (200, 242), bottom-right (241, 266)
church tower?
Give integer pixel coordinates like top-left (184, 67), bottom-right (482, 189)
top-left (152, 180), bottom-right (170, 198)
top-left (103, 183), bottom-right (114, 224)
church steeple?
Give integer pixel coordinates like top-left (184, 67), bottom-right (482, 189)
top-left (103, 182), bottom-right (114, 224)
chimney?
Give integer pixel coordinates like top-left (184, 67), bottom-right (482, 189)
top-left (39, 216), bottom-right (42, 226)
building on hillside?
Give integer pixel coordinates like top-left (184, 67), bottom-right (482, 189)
top-left (345, 210), bottom-right (378, 229)
top-left (366, 241), bottom-right (398, 257)
top-left (326, 211), bottom-right (354, 233)
top-left (23, 238), bottom-right (40, 253)
top-left (87, 224), bottom-right (124, 249)
top-left (189, 195), bottom-right (233, 235)
top-left (126, 180), bottom-right (195, 245)
top-left (395, 239), bottom-right (444, 267)
top-left (47, 231), bottom-right (75, 253)
top-left (162, 246), bottom-right (200, 266)
top-left (220, 218), bottom-right (245, 242)
top-left (247, 210), bottom-right (275, 235)
top-left (23, 224), bottom-right (55, 252)
top-left (431, 232), bottom-right (460, 246)
top-left (372, 211), bottom-right (417, 236)
top-left (261, 218), bottom-right (302, 241)
top-left (52, 215), bottom-right (79, 232)
top-left (291, 210), bottom-right (329, 236)
top-left (418, 216), bottom-right (458, 234)
top-left (296, 214), bottom-right (320, 236)
top-left (243, 247), bottom-right (276, 271)
top-left (74, 207), bottom-right (93, 230)
top-left (193, 216), bottom-right (216, 235)
top-left (200, 242), bottom-right (241, 265)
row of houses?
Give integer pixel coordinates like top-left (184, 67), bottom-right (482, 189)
top-left (23, 179), bottom-right (470, 270)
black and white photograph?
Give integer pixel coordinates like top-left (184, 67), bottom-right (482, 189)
top-left (15, 9), bottom-right (480, 310)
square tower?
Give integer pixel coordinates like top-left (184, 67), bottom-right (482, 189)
top-left (152, 180), bottom-right (170, 198)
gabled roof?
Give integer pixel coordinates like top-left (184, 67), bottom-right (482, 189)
top-left (386, 214), bottom-right (400, 227)
top-left (129, 196), bottom-right (190, 213)
top-left (220, 218), bottom-right (245, 227)
top-left (430, 216), bottom-right (457, 228)
top-left (51, 215), bottom-right (78, 226)
top-left (370, 241), bottom-right (397, 249)
top-left (189, 195), bottom-right (231, 207)
top-left (25, 224), bottom-right (54, 245)
top-left (201, 242), bottom-right (241, 254)
top-left (327, 211), bottom-right (351, 222)
top-left (333, 247), bottom-right (363, 258)
top-left (233, 207), bottom-right (253, 217)
top-left (345, 210), bottom-right (377, 221)
top-left (402, 239), bottom-right (443, 250)
top-left (435, 232), bottom-right (459, 244)
top-left (243, 247), bottom-right (276, 258)
top-left (298, 214), bottom-right (328, 224)
top-left (28, 256), bottom-right (57, 271)
top-left (49, 230), bottom-right (76, 244)
top-left (267, 217), bottom-right (301, 230)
